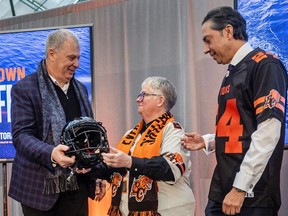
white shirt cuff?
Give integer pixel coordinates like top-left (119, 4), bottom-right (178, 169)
top-left (202, 134), bottom-right (215, 155)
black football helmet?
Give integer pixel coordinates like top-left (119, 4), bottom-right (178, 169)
top-left (61, 117), bottom-right (109, 169)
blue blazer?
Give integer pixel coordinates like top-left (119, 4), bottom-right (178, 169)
top-left (8, 70), bottom-right (95, 211)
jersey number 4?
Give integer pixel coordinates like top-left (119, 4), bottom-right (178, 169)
top-left (216, 99), bottom-right (243, 153)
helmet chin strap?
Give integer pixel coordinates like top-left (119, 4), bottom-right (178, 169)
top-left (66, 163), bottom-right (77, 189)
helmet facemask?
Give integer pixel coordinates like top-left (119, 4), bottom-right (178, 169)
top-left (61, 117), bottom-right (109, 169)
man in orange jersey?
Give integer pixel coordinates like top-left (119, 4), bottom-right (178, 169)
top-left (181, 6), bottom-right (287, 216)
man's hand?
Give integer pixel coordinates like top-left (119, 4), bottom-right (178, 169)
top-left (181, 132), bottom-right (205, 151)
top-left (222, 187), bottom-right (245, 215)
top-left (51, 144), bottom-right (76, 168)
top-left (95, 179), bottom-right (106, 201)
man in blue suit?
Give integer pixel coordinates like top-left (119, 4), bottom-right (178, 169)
top-left (8, 29), bottom-right (105, 216)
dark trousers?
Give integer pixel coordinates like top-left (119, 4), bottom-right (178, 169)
top-left (205, 200), bottom-right (279, 216)
top-left (21, 181), bottom-right (89, 216)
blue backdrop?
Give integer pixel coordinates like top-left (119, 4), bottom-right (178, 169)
top-left (237, 0), bottom-right (288, 145)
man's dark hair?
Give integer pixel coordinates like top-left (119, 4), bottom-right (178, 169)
top-left (202, 6), bottom-right (248, 41)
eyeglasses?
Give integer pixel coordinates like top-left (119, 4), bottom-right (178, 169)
top-left (136, 91), bottom-right (162, 101)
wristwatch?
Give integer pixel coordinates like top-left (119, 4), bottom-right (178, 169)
top-left (234, 187), bottom-right (246, 193)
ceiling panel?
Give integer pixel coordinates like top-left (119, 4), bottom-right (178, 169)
top-left (0, 0), bottom-right (89, 20)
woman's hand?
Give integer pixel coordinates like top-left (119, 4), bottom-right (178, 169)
top-left (102, 146), bottom-right (132, 168)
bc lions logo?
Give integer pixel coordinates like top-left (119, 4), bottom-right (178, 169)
top-left (129, 175), bottom-right (153, 202)
top-left (164, 152), bottom-right (186, 174)
top-left (111, 172), bottom-right (122, 197)
top-left (264, 89), bottom-right (281, 109)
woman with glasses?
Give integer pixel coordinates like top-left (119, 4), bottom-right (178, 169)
top-left (102, 76), bottom-right (195, 216)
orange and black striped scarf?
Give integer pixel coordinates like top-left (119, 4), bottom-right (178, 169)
top-left (108, 112), bottom-right (174, 216)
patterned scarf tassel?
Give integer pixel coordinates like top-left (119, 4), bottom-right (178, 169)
top-left (43, 174), bottom-right (79, 194)
top-left (108, 205), bottom-right (122, 216)
top-left (128, 211), bottom-right (161, 216)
